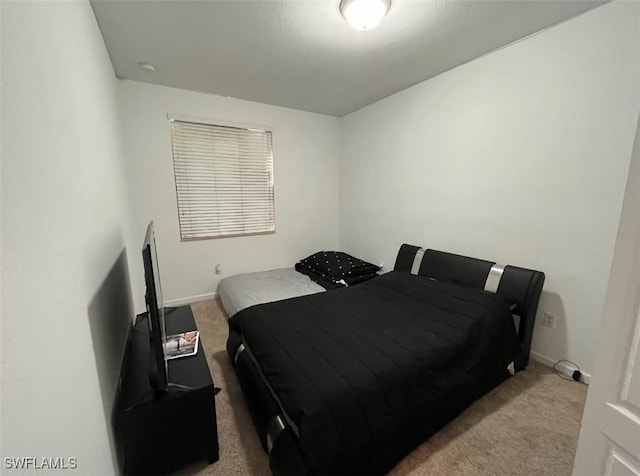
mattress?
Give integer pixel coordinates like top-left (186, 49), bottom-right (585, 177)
top-left (230, 271), bottom-right (519, 474)
top-left (217, 267), bottom-right (325, 318)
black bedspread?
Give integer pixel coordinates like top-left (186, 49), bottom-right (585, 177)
top-left (230, 271), bottom-right (519, 475)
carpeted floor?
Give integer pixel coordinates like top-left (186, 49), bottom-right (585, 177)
top-left (180, 299), bottom-right (588, 476)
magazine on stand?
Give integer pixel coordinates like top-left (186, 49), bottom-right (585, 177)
top-left (163, 330), bottom-right (200, 359)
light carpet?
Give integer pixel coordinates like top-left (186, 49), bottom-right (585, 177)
top-left (179, 299), bottom-right (587, 476)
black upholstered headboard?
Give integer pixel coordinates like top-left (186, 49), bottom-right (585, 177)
top-left (394, 244), bottom-right (545, 371)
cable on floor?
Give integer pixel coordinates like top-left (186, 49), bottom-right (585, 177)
top-left (553, 359), bottom-right (586, 384)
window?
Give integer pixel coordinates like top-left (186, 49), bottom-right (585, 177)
top-left (169, 118), bottom-right (275, 240)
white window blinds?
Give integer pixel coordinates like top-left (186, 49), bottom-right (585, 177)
top-left (170, 119), bottom-right (275, 240)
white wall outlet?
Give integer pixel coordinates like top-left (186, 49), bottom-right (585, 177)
top-left (543, 312), bottom-right (557, 329)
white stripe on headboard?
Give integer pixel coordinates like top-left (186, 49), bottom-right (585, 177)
top-left (411, 248), bottom-right (426, 275)
top-left (484, 264), bottom-right (505, 293)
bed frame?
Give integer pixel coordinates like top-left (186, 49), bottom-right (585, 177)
top-left (227, 244), bottom-right (545, 475)
top-left (394, 244), bottom-right (545, 371)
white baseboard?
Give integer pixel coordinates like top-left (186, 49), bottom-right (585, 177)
top-left (164, 292), bottom-right (217, 308)
top-left (530, 351), bottom-right (591, 384)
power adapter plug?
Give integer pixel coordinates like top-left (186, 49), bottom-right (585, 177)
top-left (572, 370), bottom-right (582, 382)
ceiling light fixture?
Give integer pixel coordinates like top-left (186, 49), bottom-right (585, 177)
top-left (340, 0), bottom-right (390, 31)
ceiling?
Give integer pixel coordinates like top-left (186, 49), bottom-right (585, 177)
top-left (91, 0), bottom-right (605, 117)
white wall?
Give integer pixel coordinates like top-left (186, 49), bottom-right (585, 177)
top-left (339, 1), bottom-right (640, 375)
top-left (2, 1), bottom-right (134, 474)
top-left (117, 80), bottom-right (341, 310)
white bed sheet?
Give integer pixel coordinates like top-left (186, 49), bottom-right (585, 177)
top-left (217, 267), bottom-right (325, 318)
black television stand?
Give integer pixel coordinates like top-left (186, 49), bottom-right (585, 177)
top-left (113, 305), bottom-right (219, 475)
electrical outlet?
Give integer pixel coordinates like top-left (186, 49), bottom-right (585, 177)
top-left (543, 312), bottom-right (557, 329)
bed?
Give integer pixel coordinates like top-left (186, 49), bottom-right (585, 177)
top-left (218, 252), bottom-right (380, 317)
top-left (226, 244), bottom-right (545, 475)
top-left (218, 267), bottom-right (326, 318)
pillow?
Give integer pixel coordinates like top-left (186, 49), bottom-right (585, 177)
top-left (295, 262), bottom-right (379, 289)
top-left (298, 251), bottom-right (380, 280)
top-left (295, 263), bottom-right (345, 290)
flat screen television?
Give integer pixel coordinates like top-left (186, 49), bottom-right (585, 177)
top-left (142, 221), bottom-right (169, 393)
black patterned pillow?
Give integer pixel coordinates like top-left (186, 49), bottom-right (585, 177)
top-left (298, 251), bottom-right (380, 280)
